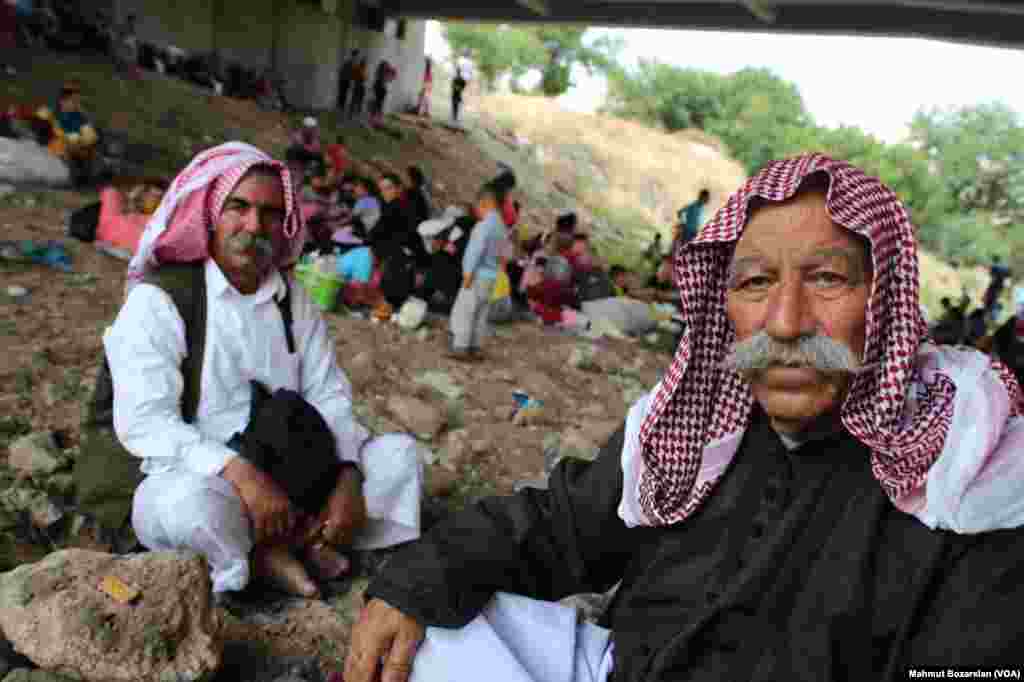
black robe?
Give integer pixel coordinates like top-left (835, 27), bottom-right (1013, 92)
top-left (367, 407), bottom-right (1024, 681)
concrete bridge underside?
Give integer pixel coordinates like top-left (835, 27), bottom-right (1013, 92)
top-left (108, 0), bottom-right (1024, 114)
top-left (391, 0), bottom-right (1024, 50)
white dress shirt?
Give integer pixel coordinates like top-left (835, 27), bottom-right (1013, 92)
top-left (104, 259), bottom-right (369, 477)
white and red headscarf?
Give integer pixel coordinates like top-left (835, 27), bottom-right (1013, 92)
top-left (620, 153), bottom-right (1024, 534)
top-left (126, 142), bottom-right (305, 293)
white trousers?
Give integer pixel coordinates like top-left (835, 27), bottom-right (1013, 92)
top-left (411, 592), bottom-right (615, 682)
top-left (450, 278), bottom-right (495, 351)
top-left (131, 433), bottom-right (424, 593)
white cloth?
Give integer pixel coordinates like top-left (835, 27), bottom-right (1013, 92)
top-left (580, 298), bottom-right (657, 337)
top-left (618, 349), bottom-right (1024, 534)
top-left (133, 433), bottom-right (423, 592)
top-left (104, 259), bottom-right (371, 478)
top-left (411, 593), bottom-right (614, 682)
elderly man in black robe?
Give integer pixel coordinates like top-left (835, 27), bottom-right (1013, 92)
top-left (344, 154), bottom-right (1024, 682)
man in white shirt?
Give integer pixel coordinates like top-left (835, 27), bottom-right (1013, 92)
top-left (105, 143), bottom-right (422, 598)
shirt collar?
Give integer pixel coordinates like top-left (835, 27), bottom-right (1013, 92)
top-left (205, 258), bottom-right (286, 304)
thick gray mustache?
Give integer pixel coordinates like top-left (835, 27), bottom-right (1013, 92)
top-left (722, 331), bottom-right (861, 374)
top-left (229, 232), bottom-right (274, 258)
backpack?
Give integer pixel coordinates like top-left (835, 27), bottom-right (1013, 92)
top-left (73, 263), bottom-right (295, 531)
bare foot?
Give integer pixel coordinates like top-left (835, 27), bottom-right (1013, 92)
top-left (305, 544), bottom-right (351, 581)
top-left (253, 544), bottom-right (320, 598)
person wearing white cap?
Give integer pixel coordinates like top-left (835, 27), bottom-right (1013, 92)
top-left (288, 116), bottom-right (322, 170)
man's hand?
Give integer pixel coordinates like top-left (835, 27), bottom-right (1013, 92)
top-left (344, 599), bottom-right (425, 682)
top-left (462, 272), bottom-right (474, 290)
top-left (318, 465), bottom-right (367, 547)
top-left (220, 457), bottom-right (297, 544)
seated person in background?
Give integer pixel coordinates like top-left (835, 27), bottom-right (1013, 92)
top-left (372, 173), bottom-right (430, 268)
top-left (347, 176), bottom-right (382, 240)
top-left (105, 143), bottom-right (422, 599)
top-left (324, 135), bottom-right (350, 183)
top-left (92, 177), bottom-right (169, 257)
top-left (524, 230), bottom-right (583, 329)
top-left (930, 293), bottom-right (970, 345)
top-left (346, 154), bottom-right (1024, 682)
top-left (300, 161), bottom-right (349, 253)
top-left (404, 165), bottom-right (432, 227)
top-left (417, 206), bottom-right (472, 313)
top-left (992, 292), bottom-right (1024, 387)
top-left (288, 116), bottom-right (322, 168)
top-left (39, 80), bottom-right (100, 185)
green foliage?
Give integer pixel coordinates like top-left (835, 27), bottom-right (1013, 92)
top-left (910, 103), bottom-right (1024, 271)
top-left (443, 22), bottom-right (622, 97)
top-left (605, 59), bottom-right (1024, 274)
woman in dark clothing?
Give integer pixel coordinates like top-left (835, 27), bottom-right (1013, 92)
top-left (404, 165), bottom-right (432, 228)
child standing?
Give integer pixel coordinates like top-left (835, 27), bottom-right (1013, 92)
top-left (448, 183), bottom-right (509, 361)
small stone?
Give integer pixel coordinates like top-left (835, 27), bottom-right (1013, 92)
top-left (644, 332), bottom-right (660, 345)
top-left (5, 286), bottom-right (28, 300)
top-left (568, 345), bottom-right (598, 371)
top-left (426, 467), bottom-right (459, 498)
top-left (438, 430), bottom-right (470, 470)
top-left (8, 432), bottom-right (64, 476)
top-left (415, 328), bottom-right (430, 342)
top-left (28, 495), bottom-right (63, 529)
top-left (387, 396), bottom-right (446, 441)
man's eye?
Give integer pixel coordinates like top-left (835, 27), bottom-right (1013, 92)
top-left (810, 271), bottom-right (847, 286)
top-left (737, 276), bottom-right (772, 290)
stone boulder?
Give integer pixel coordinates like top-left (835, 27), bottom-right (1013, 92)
top-left (387, 396), bottom-right (446, 441)
top-left (0, 140), bottom-right (70, 189)
top-left (0, 550), bottom-right (221, 682)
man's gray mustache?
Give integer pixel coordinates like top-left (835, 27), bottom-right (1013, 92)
top-left (230, 233), bottom-right (274, 258)
top-left (721, 331), bottom-right (861, 374)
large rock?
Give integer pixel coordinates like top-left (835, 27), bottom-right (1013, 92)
top-left (386, 397), bottom-right (446, 441)
top-left (0, 550), bottom-right (221, 682)
top-left (7, 433), bottom-right (66, 477)
top-left (0, 140), bottom-right (70, 189)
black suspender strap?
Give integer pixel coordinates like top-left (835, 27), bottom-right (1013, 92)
top-left (276, 271), bottom-right (296, 354)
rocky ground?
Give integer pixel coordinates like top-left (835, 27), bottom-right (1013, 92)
top-left (0, 191), bottom-right (670, 681)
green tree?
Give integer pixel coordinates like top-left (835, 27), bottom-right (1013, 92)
top-left (443, 23), bottom-right (545, 93)
top-left (606, 59), bottom-right (723, 131)
top-left (532, 26), bottom-right (624, 97)
top-left (910, 103), bottom-right (1024, 217)
top-left (443, 23), bottom-right (622, 97)
top-left (606, 63), bottom-right (811, 172)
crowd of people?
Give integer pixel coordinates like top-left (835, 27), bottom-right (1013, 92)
top-left (283, 119), bottom-right (685, 358)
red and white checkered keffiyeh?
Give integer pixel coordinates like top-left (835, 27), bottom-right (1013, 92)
top-left (127, 142), bottom-right (305, 292)
top-left (624, 153), bottom-right (1024, 530)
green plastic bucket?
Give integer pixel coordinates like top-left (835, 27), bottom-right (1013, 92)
top-left (297, 265), bottom-right (343, 312)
